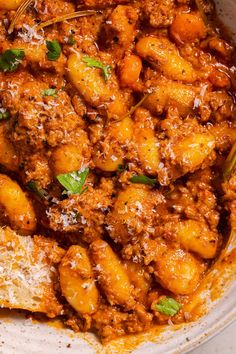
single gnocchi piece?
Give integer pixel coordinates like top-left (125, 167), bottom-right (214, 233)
top-left (143, 81), bottom-right (196, 117)
top-left (93, 147), bottom-right (123, 172)
top-left (208, 68), bottom-right (231, 89)
top-left (173, 133), bottom-right (215, 171)
top-left (175, 220), bottom-right (219, 259)
top-left (50, 139), bottom-right (90, 176)
top-left (67, 53), bottom-right (127, 120)
top-left (59, 246), bottom-right (99, 315)
top-left (106, 185), bottom-right (157, 244)
top-left (154, 248), bottom-right (202, 295)
top-left (90, 240), bottom-right (135, 308)
top-left (0, 174), bottom-right (36, 235)
top-left (136, 36), bottom-right (197, 82)
top-left (124, 260), bottom-right (151, 303)
top-left (170, 13), bottom-right (207, 44)
top-left (107, 116), bottom-right (133, 142)
top-left (0, 123), bottom-right (18, 171)
top-left (12, 40), bottom-right (46, 64)
top-left (93, 116), bottom-right (133, 172)
top-left (133, 108), bottom-right (160, 174)
top-left (119, 55), bottom-right (142, 87)
top-left (0, 0), bottom-right (22, 10)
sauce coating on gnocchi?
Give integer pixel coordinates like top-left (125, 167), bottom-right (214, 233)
top-left (0, 0), bottom-right (235, 344)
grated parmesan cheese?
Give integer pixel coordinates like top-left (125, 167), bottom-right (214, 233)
top-left (18, 24), bottom-right (45, 45)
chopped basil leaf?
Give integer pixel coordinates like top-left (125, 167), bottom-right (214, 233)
top-left (68, 34), bottom-right (76, 46)
top-left (27, 181), bottom-right (48, 199)
top-left (82, 56), bottom-right (112, 81)
top-left (130, 175), bottom-right (156, 187)
top-left (0, 49), bottom-right (25, 72)
top-left (42, 88), bottom-right (57, 97)
top-left (46, 40), bottom-right (62, 61)
top-left (155, 297), bottom-right (182, 317)
top-left (57, 168), bottom-right (89, 195)
top-left (0, 110), bottom-right (10, 120)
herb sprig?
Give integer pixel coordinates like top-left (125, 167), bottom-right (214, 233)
top-left (42, 88), bottom-right (57, 97)
top-left (130, 175), bottom-right (157, 187)
top-left (0, 110), bottom-right (10, 120)
top-left (155, 297), bottom-right (182, 317)
top-left (57, 168), bottom-right (89, 195)
top-left (0, 49), bottom-right (25, 72)
top-left (83, 56), bottom-right (112, 81)
top-left (46, 40), bottom-right (61, 61)
top-left (27, 181), bottom-right (48, 199)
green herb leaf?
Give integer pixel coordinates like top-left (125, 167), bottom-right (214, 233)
top-left (223, 142), bottom-right (236, 181)
top-left (68, 34), bottom-right (76, 46)
top-left (27, 181), bottom-right (48, 199)
top-left (118, 164), bottom-right (127, 173)
top-left (46, 40), bottom-right (62, 61)
top-left (130, 175), bottom-right (156, 187)
top-left (42, 88), bottom-right (57, 97)
top-left (0, 109), bottom-right (10, 120)
top-left (82, 56), bottom-right (112, 81)
top-left (0, 49), bottom-right (25, 72)
top-left (57, 167), bottom-right (89, 195)
top-left (155, 297), bottom-right (182, 317)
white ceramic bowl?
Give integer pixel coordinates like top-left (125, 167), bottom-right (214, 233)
top-left (0, 1), bottom-right (236, 353)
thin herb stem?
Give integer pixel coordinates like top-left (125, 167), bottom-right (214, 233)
top-left (36, 10), bottom-right (100, 30)
top-left (9, 0), bottom-right (34, 34)
top-left (195, 0), bottom-right (208, 26)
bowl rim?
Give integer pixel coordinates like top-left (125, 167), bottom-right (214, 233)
top-left (177, 307), bottom-right (236, 353)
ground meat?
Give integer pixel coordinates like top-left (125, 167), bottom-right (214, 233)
top-left (142, 0), bottom-right (176, 28)
top-left (0, 0), bottom-right (235, 344)
top-left (92, 304), bottom-right (153, 342)
top-left (47, 178), bottom-right (114, 242)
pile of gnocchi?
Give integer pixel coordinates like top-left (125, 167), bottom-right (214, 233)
top-left (0, 0), bottom-right (235, 343)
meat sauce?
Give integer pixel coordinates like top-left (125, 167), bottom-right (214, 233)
top-left (0, 0), bottom-right (235, 343)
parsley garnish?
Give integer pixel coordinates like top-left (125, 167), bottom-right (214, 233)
top-left (57, 168), bottom-right (89, 195)
top-left (130, 175), bottom-right (157, 187)
top-left (82, 56), bottom-right (112, 81)
top-left (42, 88), bottom-right (57, 97)
top-left (0, 110), bottom-right (10, 120)
top-left (46, 40), bottom-right (62, 61)
top-left (68, 34), bottom-right (76, 46)
top-left (155, 297), bottom-right (182, 317)
top-left (0, 49), bottom-right (25, 72)
top-left (27, 181), bottom-right (48, 199)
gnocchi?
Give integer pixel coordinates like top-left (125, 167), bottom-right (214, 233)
top-left (67, 53), bottom-right (127, 120)
top-left (90, 240), bottom-right (135, 308)
top-left (136, 36), bottom-right (197, 82)
top-left (59, 246), bottom-right (99, 315)
top-left (0, 174), bottom-right (36, 235)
